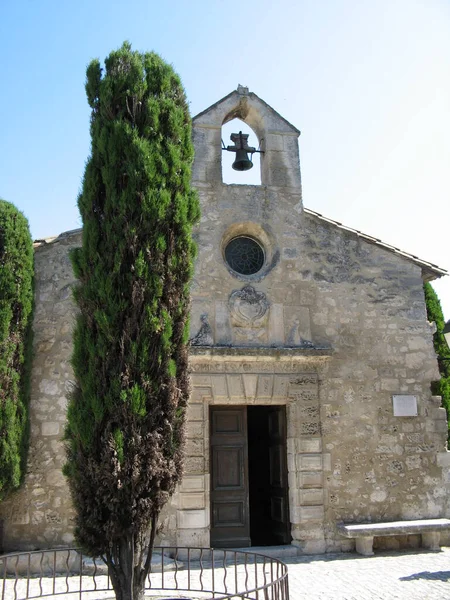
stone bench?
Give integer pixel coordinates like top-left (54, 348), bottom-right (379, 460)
top-left (337, 518), bottom-right (450, 556)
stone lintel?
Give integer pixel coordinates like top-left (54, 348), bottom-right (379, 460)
top-left (189, 346), bottom-right (333, 362)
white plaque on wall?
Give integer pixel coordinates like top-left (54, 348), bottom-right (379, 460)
top-left (392, 395), bottom-right (418, 417)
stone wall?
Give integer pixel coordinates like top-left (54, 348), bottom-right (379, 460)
top-left (0, 231), bottom-right (81, 550)
top-left (300, 214), bottom-right (449, 551)
top-left (0, 230), bottom-right (180, 552)
top-left (182, 182), bottom-right (450, 553)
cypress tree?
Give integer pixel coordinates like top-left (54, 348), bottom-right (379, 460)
top-left (424, 282), bottom-right (450, 441)
top-left (0, 199), bottom-right (34, 500)
top-left (64, 43), bottom-right (199, 600)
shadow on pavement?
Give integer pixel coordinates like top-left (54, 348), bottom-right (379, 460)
top-left (279, 549), bottom-right (448, 566)
top-left (400, 571), bottom-right (450, 582)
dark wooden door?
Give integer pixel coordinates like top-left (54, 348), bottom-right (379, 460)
top-left (210, 407), bottom-right (250, 548)
top-left (267, 407), bottom-right (291, 544)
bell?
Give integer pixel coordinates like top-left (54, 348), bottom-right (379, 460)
top-left (227, 131), bottom-right (256, 172)
top-left (232, 148), bottom-right (254, 171)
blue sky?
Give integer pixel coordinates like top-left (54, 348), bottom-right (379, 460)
top-left (1, 0), bottom-right (450, 317)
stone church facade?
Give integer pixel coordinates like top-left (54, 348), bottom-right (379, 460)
top-left (1, 86), bottom-right (450, 554)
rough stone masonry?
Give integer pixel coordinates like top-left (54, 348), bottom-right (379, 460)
top-left (1, 86), bottom-right (450, 554)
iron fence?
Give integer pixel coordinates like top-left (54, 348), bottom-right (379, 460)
top-left (0, 547), bottom-right (289, 600)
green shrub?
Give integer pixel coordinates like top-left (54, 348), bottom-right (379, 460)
top-left (0, 199), bottom-right (34, 500)
top-left (424, 282), bottom-right (450, 441)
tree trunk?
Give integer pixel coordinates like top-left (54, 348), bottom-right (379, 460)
top-left (106, 517), bottom-right (158, 600)
top-left (107, 536), bottom-right (145, 600)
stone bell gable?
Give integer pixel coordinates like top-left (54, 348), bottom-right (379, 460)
top-left (192, 84), bottom-right (301, 192)
top-left (1, 87), bottom-right (449, 554)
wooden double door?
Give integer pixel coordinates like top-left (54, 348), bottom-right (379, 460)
top-left (210, 406), bottom-right (290, 548)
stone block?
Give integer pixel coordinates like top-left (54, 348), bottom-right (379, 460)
top-left (227, 375), bottom-right (245, 398)
top-left (299, 488), bottom-right (323, 506)
top-left (41, 422), bottom-right (60, 436)
top-left (356, 537), bottom-right (374, 556)
top-left (287, 453), bottom-right (296, 473)
top-left (187, 403), bottom-right (204, 421)
top-left (243, 374), bottom-right (258, 399)
top-left (215, 301), bottom-right (232, 344)
top-left (422, 531), bottom-right (440, 550)
top-left (381, 379), bottom-right (400, 392)
top-left (192, 374), bottom-right (212, 387)
top-left (186, 421), bottom-right (204, 439)
top-left (180, 475), bottom-right (206, 493)
top-left (191, 386), bottom-right (212, 402)
top-left (268, 303), bottom-right (285, 345)
top-left (11, 510), bottom-right (30, 525)
top-left (299, 438), bottom-right (322, 453)
top-left (296, 539), bottom-right (326, 554)
top-left (273, 376), bottom-right (290, 399)
top-left (431, 407), bottom-right (448, 420)
top-left (437, 452), bottom-right (450, 468)
top-left (39, 379), bottom-right (60, 396)
top-left (178, 493), bottom-right (206, 510)
top-left (176, 527), bottom-right (209, 549)
top-left (287, 437), bottom-right (297, 455)
top-left (211, 375), bottom-right (228, 399)
top-left (177, 509), bottom-right (208, 529)
top-left (299, 506), bottom-right (324, 521)
top-left (322, 453), bottom-right (331, 471)
top-left (299, 472), bottom-right (323, 488)
top-left (266, 133), bottom-right (284, 152)
top-left (257, 375), bottom-right (274, 399)
top-left (185, 438), bottom-right (204, 457)
top-left (46, 469), bottom-right (65, 487)
top-left (184, 456), bottom-right (204, 474)
top-left (426, 419), bottom-right (448, 433)
top-left (298, 454), bottom-right (322, 471)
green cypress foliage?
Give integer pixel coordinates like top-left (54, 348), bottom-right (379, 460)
top-left (64, 43), bottom-right (199, 600)
top-left (0, 199), bottom-right (34, 500)
top-left (424, 282), bottom-right (450, 441)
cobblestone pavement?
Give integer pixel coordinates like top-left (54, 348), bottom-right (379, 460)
top-left (285, 548), bottom-right (450, 600)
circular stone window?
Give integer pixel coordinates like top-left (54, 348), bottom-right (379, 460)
top-left (224, 236), bottom-right (265, 276)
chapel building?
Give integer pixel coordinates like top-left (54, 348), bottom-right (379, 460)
top-left (1, 86), bottom-right (449, 554)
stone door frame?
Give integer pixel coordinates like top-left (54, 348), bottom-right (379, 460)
top-left (176, 353), bottom-right (329, 554)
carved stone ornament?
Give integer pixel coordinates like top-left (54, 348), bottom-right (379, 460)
top-left (190, 314), bottom-right (214, 346)
top-left (229, 285), bottom-right (269, 328)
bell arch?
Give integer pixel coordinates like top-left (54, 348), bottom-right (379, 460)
top-left (221, 118), bottom-right (261, 185)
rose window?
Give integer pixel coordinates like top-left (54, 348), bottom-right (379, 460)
top-left (224, 236), bottom-right (265, 276)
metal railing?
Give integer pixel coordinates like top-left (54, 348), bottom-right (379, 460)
top-left (0, 547), bottom-right (289, 600)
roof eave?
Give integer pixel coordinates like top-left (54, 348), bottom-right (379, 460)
top-left (304, 208), bottom-right (447, 282)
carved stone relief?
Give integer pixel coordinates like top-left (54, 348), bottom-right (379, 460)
top-left (284, 306), bottom-right (313, 347)
top-left (229, 285), bottom-right (269, 344)
top-left (229, 285), bottom-right (269, 327)
top-left (190, 314), bottom-right (214, 346)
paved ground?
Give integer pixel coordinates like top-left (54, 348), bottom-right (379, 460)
top-left (2, 548), bottom-right (450, 600)
top-left (285, 548), bottom-right (450, 600)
